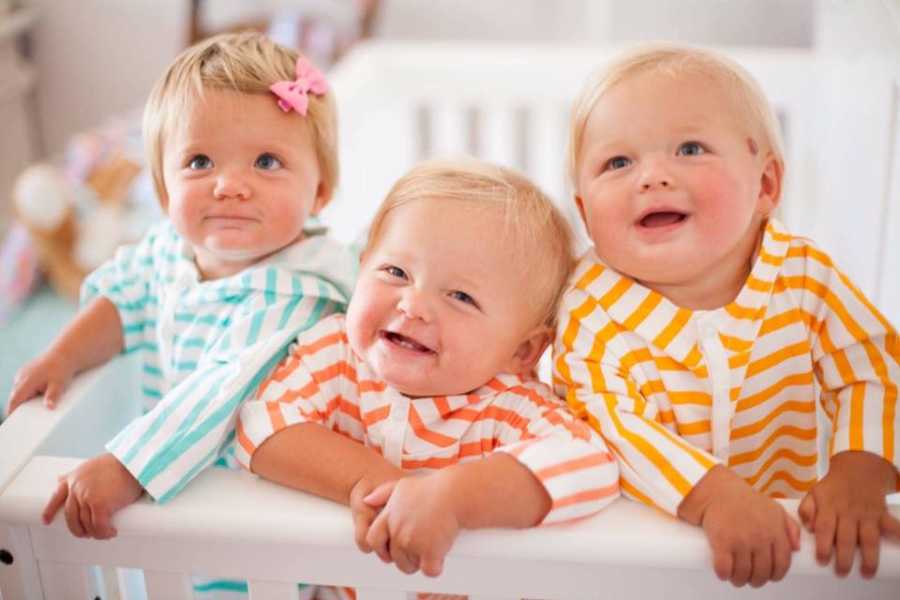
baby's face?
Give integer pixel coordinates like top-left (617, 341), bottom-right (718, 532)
top-left (346, 200), bottom-right (541, 397)
top-left (575, 71), bottom-right (778, 298)
top-left (162, 89), bottom-right (326, 279)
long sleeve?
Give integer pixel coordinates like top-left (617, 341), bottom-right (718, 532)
top-left (554, 286), bottom-right (720, 516)
top-left (235, 315), bottom-right (357, 469)
top-left (802, 245), bottom-right (900, 477)
top-left (485, 382), bottom-right (619, 524)
top-left (106, 277), bottom-right (348, 503)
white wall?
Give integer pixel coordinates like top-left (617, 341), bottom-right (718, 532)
top-left (29, 0), bottom-right (185, 155)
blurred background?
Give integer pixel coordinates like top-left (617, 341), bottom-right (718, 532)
top-left (0, 0), bottom-right (898, 404)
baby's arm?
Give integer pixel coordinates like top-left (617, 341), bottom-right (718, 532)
top-left (236, 317), bottom-right (402, 549)
top-left (364, 384), bottom-right (619, 576)
top-left (801, 250), bottom-right (900, 577)
top-left (8, 297), bottom-right (123, 412)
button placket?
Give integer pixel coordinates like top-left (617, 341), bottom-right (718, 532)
top-left (383, 395), bottom-right (409, 467)
top-left (697, 316), bottom-right (733, 461)
top-left (158, 268), bottom-right (194, 383)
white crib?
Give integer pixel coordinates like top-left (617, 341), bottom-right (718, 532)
top-left (2, 41), bottom-right (899, 600)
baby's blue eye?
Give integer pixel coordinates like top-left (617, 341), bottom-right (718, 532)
top-left (255, 153), bottom-right (282, 170)
top-left (384, 265), bottom-right (407, 280)
top-left (677, 142), bottom-right (705, 157)
top-left (449, 290), bottom-right (478, 308)
top-left (188, 155), bottom-right (213, 170)
top-left (606, 156), bottom-right (631, 171)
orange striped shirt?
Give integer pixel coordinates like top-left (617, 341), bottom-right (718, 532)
top-left (554, 219), bottom-right (900, 515)
top-left (237, 314), bottom-right (620, 523)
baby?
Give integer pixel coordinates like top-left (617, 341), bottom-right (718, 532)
top-left (236, 159), bottom-right (620, 590)
top-left (555, 43), bottom-right (900, 587)
top-left (8, 33), bottom-right (355, 539)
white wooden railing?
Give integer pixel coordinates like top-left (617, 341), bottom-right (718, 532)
top-left (1, 359), bottom-right (899, 600)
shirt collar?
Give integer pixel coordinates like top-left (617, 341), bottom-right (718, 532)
top-left (574, 219), bottom-right (793, 365)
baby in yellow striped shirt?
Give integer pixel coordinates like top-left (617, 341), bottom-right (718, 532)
top-left (554, 43), bottom-right (900, 587)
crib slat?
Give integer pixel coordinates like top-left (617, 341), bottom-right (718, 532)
top-left (248, 579), bottom-right (300, 599)
top-left (143, 569), bottom-right (193, 599)
top-left (529, 102), bottom-right (568, 204)
top-left (356, 589), bottom-right (407, 600)
top-left (36, 560), bottom-right (97, 599)
top-left (478, 105), bottom-right (517, 168)
top-left (430, 103), bottom-right (469, 157)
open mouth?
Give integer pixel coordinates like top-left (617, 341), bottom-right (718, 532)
top-left (637, 211), bottom-right (689, 228)
top-left (380, 331), bottom-right (436, 354)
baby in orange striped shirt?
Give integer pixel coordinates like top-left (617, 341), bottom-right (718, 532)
top-left (236, 159), bottom-right (619, 589)
top-left (555, 43), bottom-right (900, 587)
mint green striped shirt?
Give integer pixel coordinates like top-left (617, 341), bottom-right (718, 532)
top-left (82, 220), bottom-right (355, 502)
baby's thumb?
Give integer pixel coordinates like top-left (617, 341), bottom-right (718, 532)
top-left (363, 480), bottom-right (397, 508)
top-left (797, 493), bottom-right (816, 532)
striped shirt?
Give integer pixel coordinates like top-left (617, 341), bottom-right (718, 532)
top-left (554, 219), bottom-right (900, 515)
top-left (237, 314), bottom-right (620, 524)
top-left (83, 220), bottom-right (356, 502)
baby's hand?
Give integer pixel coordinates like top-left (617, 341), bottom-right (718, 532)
top-left (42, 453), bottom-right (144, 539)
top-left (7, 350), bottom-right (76, 413)
top-left (680, 465), bottom-right (801, 588)
top-left (798, 450), bottom-right (900, 578)
top-left (364, 473), bottom-right (460, 577)
top-left (349, 474), bottom-right (400, 553)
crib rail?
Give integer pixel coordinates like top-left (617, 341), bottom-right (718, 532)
top-left (2, 453), bottom-right (899, 599)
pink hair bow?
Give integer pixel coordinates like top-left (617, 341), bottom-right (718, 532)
top-left (270, 57), bottom-right (329, 116)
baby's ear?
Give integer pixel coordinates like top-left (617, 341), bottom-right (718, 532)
top-left (506, 326), bottom-right (553, 375)
top-left (574, 195), bottom-right (587, 224)
top-left (312, 181), bottom-right (331, 215)
top-left (757, 153), bottom-right (783, 216)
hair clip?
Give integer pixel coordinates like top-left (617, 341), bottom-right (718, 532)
top-left (270, 57), bottom-right (328, 116)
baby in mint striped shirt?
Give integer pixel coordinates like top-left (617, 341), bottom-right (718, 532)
top-left (7, 33), bottom-right (355, 545)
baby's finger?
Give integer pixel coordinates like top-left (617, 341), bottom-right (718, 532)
top-left (797, 493), bottom-right (816, 532)
top-left (390, 540), bottom-right (420, 575)
top-left (772, 538), bottom-right (792, 582)
top-left (366, 512), bottom-right (392, 564)
top-left (730, 548), bottom-right (751, 587)
top-left (420, 553), bottom-right (445, 578)
top-left (44, 381), bottom-right (65, 409)
top-left (833, 517), bottom-right (857, 577)
top-left (354, 507), bottom-right (376, 552)
top-left (64, 493), bottom-right (86, 538)
top-left (364, 480), bottom-right (397, 508)
top-left (7, 379), bottom-right (39, 414)
top-left (858, 518), bottom-right (881, 579)
top-left (749, 545), bottom-right (773, 588)
top-left (91, 505), bottom-right (117, 540)
top-left (814, 508), bottom-right (837, 565)
top-left (711, 545), bottom-right (733, 581)
top-left (42, 480), bottom-right (69, 525)
top-left (79, 502), bottom-right (94, 538)
top-left (785, 512), bottom-right (802, 551)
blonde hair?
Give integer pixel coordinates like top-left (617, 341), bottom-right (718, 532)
top-left (364, 159), bottom-right (575, 328)
top-left (568, 42), bottom-right (785, 187)
top-left (143, 32), bottom-right (338, 206)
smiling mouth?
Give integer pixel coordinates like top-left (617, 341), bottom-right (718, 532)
top-left (638, 211), bottom-right (689, 228)
top-left (380, 331), bottom-right (436, 354)
top-left (205, 215), bottom-right (257, 222)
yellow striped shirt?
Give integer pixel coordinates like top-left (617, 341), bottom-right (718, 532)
top-left (553, 219), bottom-right (899, 515)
